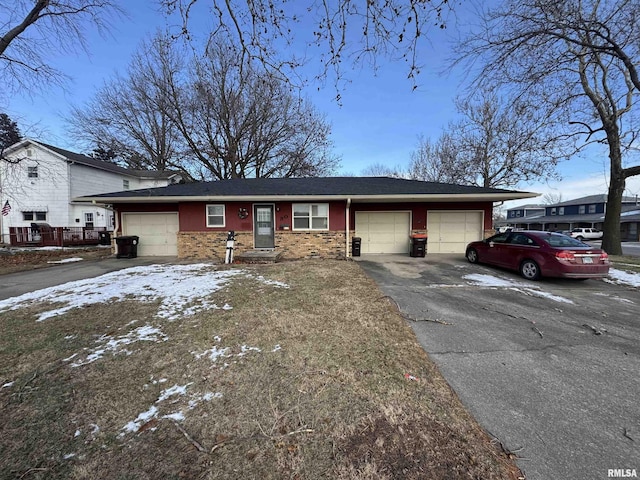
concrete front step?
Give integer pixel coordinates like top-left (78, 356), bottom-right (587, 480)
top-left (234, 249), bottom-right (282, 263)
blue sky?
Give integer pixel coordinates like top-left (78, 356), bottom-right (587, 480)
top-left (3, 1), bottom-right (640, 209)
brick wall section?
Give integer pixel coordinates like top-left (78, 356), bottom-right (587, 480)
top-left (177, 230), bottom-right (349, 260)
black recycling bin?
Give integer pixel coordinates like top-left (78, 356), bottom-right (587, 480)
top-left (410, 235), bottom-right (427, 257)
top-left (352, 237), bottom-right (362, 257)
top-left (98, 231), bottom-right (111, 246)
top-left (115, 236), bottom-right (139, 259)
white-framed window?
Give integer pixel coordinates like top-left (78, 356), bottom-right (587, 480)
top-left (516, 211), bottom-right (521, 217)
top-left (588, 204), bottom-right (596, 213)
top-left (123, 179), bottom-right (130, 190)
top-left (23, 211), bottom-right (46, 221)
top-left (206, 204), bottom-right (225, 227)
top-left (559, 207), bottom-right (565, 215)
top-left (84, 212), bottom-right (94, 228)
top-left (293, 203), bottom-right (329, 230)
top-left (579, 205), bottom-right (586, 214)
top-left (27, 166), bottom-right (38, 178)
top-left (551, 207), bottom-right (557, 216)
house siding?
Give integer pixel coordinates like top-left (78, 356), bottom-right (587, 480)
top-left (0, 144), bottom-right (70, 231)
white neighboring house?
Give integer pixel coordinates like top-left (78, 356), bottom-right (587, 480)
top-left (0, 139), bottom-right (181, 243)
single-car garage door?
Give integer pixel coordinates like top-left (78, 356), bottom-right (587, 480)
top-left (427, 211), bottom-right (483, 254)
top-left (122, 213), bottom-right (179, 256)
top-left (355, 211), bottom-right (411, 254)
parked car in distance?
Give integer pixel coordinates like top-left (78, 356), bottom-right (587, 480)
top-left (465, 231), bottom-right (610, 280)
top-left (569, 228), bottom-right (603, 241)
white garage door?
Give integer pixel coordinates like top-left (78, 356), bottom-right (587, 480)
top-left (427, 211), bottom-right (483, 254)
top-left (122, 213), bottom-right (179, 256)
top-left (355, 212), bottom-right (411, 254)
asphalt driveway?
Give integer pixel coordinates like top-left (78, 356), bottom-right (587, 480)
top-left (358, 254), bottom-right (639, 480)
top-left (0, 256), bottom-right (177, 300)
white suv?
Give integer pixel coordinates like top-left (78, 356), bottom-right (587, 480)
top-left (569, 228), bottom-right (603, 241)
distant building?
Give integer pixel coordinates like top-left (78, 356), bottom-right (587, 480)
top-left (0, 139), bottom-right (181, 243)
top-left (500, 195), bottom-right (640, 241)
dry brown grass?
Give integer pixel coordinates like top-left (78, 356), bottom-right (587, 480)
top-left (0, 260), bottom-right (521, 479)
top-left (0, 247), bottom-right (113, 275)
top-left (609, 255), bottom-right (640, 273)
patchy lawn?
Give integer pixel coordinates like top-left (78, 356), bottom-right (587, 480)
top-left (0, 247), bottom-right (113, 275)
top-left (0, 260), bottom-right (522, 479)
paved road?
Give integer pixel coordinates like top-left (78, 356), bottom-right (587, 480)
top-left (0, 256), bottom-right (177, 300)
top-left (358, 254), bottom-right (639, 480)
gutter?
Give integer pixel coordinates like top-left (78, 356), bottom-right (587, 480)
top-left (346, 198), bottom-right (351, 259)
top-left (75, 192), bottom-right (540, 204)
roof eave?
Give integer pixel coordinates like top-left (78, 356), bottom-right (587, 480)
top-left (75, 192), bottom-right (539, 204)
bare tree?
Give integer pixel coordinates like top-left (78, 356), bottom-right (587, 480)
top-left (542, 193), bottom-right (563, 205)
top-left (458, 0), bottom-right (640, 254)
top-left (0, 1), bottom-right (120, 96)
top-left (407, 133), bottom-right (462, 184)
top-left (409, 89), bottom-right (564, 188)
top-left (161, 0), bottom-right (454, 91)
top-left (69, 34), bottom-right (185, 175)
top-left (361, 163), bottom-right (406, 178)
top-left (70, 34), bottom-right (339, 180)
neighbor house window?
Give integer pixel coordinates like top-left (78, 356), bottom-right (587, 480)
top-left (84, 212), bottom-right (94, 228)
top-left (551, 208), bottom-right (557, 216)
top-left (579, 205), bottom-right (586, 214)
top-left (516, 211), bottom-right (522, 217)
top-left (559, 207), bottom-right (565, 215)
top-left (206, 204), bottom-right (225, 227)
top-left (23, 211), bottom-right (46, 221)
top-left (123, 179), bottom-right (130, 190)
top-left (293, 203), bottom-right (329, 230)
top-left (588, 204), bottom-right (596, 213)
top-left (27, 166), bottom-right (38, 178)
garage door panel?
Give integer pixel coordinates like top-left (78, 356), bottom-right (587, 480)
top-left (122, 213), bottom-right (178, 256)
top-left (355, 212), bottom-right (411, 254)
top-left (427, 211), bottom-right (483, 254)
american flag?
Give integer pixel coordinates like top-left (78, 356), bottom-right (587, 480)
top-left (1, 201), bottom-right (10, 216)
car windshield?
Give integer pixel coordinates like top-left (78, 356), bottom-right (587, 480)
top-left (542, 234), bottom-right (588, 248)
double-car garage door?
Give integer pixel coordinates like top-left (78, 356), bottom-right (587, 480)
top-left (355, 210), bottom-right (483, 254)
top-left (121, 213), bottom-right (179, 256)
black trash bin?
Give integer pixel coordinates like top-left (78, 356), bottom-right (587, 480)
top-left (410, 235), bottom-right (427, 257)
top-left (115, 236), bottom-right (139, 258)
top-left (98, 231), bottom-right (111, 246)
top-left (351, 237), bottom-right (362, 257)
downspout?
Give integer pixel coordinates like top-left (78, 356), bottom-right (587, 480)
top-left (346, 198), bottom-right (351, 259)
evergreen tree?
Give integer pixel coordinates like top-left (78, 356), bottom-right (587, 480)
top-left (0, 113), bottom-right (22, 152)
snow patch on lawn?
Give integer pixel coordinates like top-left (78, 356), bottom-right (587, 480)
top-left (605, 268), bottom-right (640, 287)
top-left (69, 324), bottom-right (168, 367)
top-left (0, 263), bottom-right (288, 322)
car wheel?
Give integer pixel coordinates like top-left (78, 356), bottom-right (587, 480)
top-left (520, 259), bottom-right (541, 280)
top-left (576, 236), bottom-right (584, 241)
top-left (466, 248), bottom-right (479, 264)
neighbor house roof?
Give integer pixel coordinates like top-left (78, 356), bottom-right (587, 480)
top-left (76, 177), bottom-right (538, 204)
top-left (554, 194), bottom-right (638, 207)
top-left (5, 139), bottom-right (178, 180)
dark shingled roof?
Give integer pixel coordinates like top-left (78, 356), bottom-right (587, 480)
top-left (36, 141), bottom-right (177, 179)
top-left (85, 176), bottom-right (528, 199)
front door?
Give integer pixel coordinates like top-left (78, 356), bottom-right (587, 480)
top-left (254, 205), bottom-right (275, 249)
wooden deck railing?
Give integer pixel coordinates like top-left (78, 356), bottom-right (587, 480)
top-left (9, 226), bottom-right (110, 247)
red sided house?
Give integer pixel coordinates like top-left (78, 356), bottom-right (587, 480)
top-left (76, 177), bottom-right (537, 259)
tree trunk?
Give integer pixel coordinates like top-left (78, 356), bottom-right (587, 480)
top-left (601, 141), bottom-right (624, 255)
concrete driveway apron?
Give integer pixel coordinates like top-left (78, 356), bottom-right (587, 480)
top-left (358, 254), bottom-right (639, 480)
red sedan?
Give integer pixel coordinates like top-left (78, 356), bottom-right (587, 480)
top-left (465, 231), bottom-right (610, 280)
